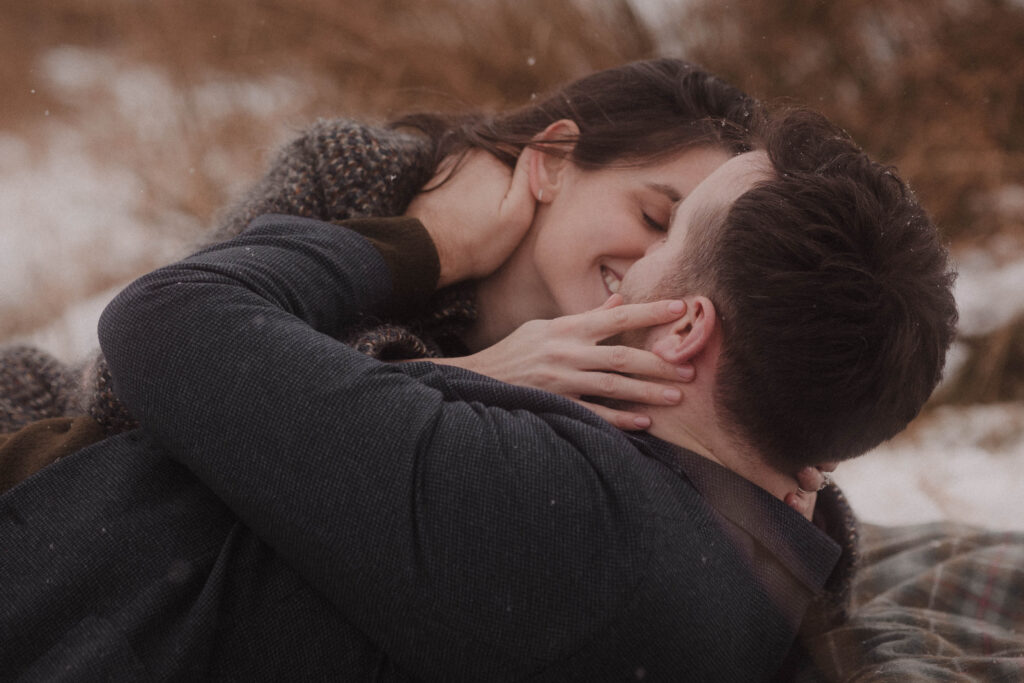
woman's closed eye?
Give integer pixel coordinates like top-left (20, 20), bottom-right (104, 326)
top-left (642, 211), bottom-right (668, 233)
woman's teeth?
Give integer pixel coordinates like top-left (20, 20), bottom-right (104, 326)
top-left (602, 266), bottom-right (621, 294)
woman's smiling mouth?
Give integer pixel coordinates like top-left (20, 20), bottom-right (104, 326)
top-left (601, 265), bottom-right (622, 294)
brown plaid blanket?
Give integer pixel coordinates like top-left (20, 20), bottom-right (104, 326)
top-left (805, 521), bottom-right (1024, 681)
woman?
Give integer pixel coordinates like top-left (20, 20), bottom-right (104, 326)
top-left (1, 59), bottom-right (839, 505)
top-left (2, 60), bottom-right (835, 519)
top-left (2, 60), bottom-right (775, 440)
top-left (206, 57), bottom-right (757, 430)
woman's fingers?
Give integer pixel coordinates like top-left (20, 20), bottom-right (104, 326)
top-left (575, 345), bottom-right (691, 384)
top-left (571, 372), bottom-right (684, 406)
top-left (567, 299), bottom-right (687, 341)
top-left (499, 147), bottom-right (537, 232)
top-left (785, 489), bottom-right (816, 521)
top-left (598, 293), bottom-right (624, 310)
top-left (430, 297), bottom-right (696, 429)
top-left (575, 399), bottom-right (653, 432)
top-left (786, 466), bottom-right (836, 521)
top-left (796, 466), bottom-right (830, 493)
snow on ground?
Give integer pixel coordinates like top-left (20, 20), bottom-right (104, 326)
top-left (831, 243), bottom-right (1024, 532)
top-left (1, 46), bottom-right (311, 359)
top-left (0, 125), bottom-right (189, 319)
top-left (2, 46), bottom-right (1023, 530)
top-left (11, 286), bottom-right (123, 362)
top-left (952, 241), bottom-right (1024, 336)
top-left (840, 403), bottom-right (1024, 531)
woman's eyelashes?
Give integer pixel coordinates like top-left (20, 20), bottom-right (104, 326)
top-left (642, 211), bottom-right (668, 233)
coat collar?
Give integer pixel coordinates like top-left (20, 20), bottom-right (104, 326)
top-left (627, 432), bottom-right (842, 595)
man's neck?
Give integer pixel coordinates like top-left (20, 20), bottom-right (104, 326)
top-left (643, 404), bottom-right (800, 505)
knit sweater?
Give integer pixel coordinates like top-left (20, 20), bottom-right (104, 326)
top-left (1, 119), bottom-right (472, 435)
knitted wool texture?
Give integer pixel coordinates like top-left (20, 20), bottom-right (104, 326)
top-left (0, 347), bottom-right (80, 434)
top-left (0, 120), bottom-right (474, 435)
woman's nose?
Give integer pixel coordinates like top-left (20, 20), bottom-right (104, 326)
top-left (620, 224), bottom-right (663, 257)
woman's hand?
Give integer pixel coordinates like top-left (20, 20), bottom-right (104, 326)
top-left (785, 463), bottom-right (838, 521)
top-left (405, 149), bottom-right (535, 287)
top-left (431, 295), bottom-right (693, 430)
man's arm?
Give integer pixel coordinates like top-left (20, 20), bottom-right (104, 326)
top-left (98, 215), bottom-right (644, 678)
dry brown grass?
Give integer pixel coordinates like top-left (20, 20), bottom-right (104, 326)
top-left (6, 0), bottom-right (1015, 240)
top-left (941, 317), bottom-right (1024, 404)
top-left (2, 0), bottom-right (657, 221)
top-left (7, 0), bottom-right (1020, 238)
top-left (674, 0), bottom-right (1024, 244)
top-left (3, 0), bottom-right (653, 124)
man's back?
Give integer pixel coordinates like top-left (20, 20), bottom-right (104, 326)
top-left (2, 361), bottom-right (842, 681)
top-left (2, 216), bottom-right (851, 680)
top-left (1, 432), bottom-right (382, 680)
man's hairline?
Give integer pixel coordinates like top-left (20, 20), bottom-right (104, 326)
top-left (671, 150), bottom-right (773, 249)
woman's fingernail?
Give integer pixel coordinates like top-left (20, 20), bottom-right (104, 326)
top-left (677, 365), bottom-right (695, 380)
top-left (633, 415), bottom-right (652, 429)
top-left (663, 388), bottom-right (682, 402)
top-left (668, 300), bottom-right (685, 313)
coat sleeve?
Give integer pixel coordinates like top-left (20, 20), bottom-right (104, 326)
top-left (212, 119), bottom-right (434, 240)
top-left (98, 214), bottom-right (645, 680)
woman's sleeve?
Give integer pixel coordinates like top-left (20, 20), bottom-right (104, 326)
top-left (98, 215), bottom-right (638, 678)
top-left (213, 120), bottom-right (434, 240)
top-left (0, 417), bottom-right (105, 494)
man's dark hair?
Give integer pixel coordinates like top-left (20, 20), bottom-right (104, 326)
top-left (678, 109), bottom-right (958, 470)
top-left (394, 58), bottom-right (760, 172)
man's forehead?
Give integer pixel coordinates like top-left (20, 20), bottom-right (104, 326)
top-left (671, 150), bottom-right (769, 226)
top-left (710, 150), bottom-right (771, 197)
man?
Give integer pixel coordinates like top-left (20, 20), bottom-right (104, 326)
top-left (611, 110), bottom-right (957, 485)
top-left (0, 110), bottom-right (956, 681)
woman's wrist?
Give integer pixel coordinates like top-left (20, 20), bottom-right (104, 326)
top-left (335, 217), bottom-right (441, 315)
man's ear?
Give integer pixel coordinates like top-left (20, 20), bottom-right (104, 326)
top-left (650, 296), bottom-right (718, 364)
top-left (527, 119), bottom-right (579, 203)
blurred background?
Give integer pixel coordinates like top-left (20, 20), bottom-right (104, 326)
top-left (2, 0), bottom-right (1023, 528)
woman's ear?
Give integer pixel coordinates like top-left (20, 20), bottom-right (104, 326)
top-left (650, 296), bottom-right (718, 365)
top-left (527, 119), bottom-right (579, 204)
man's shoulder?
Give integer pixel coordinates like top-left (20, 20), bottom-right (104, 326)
top-left (0, 432), bottom-right (374, 678)
top-left (1, 430), bottom-right (233, 547)
top-left (406, 360), bottom-right (638, 436)
top-left (407, 359), bottom-right (708, 495)
top-left (408, 360), bottom-right (704, 505)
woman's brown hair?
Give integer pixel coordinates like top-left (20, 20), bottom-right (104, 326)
top-left (393, 58), bottom-right (760, 174)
